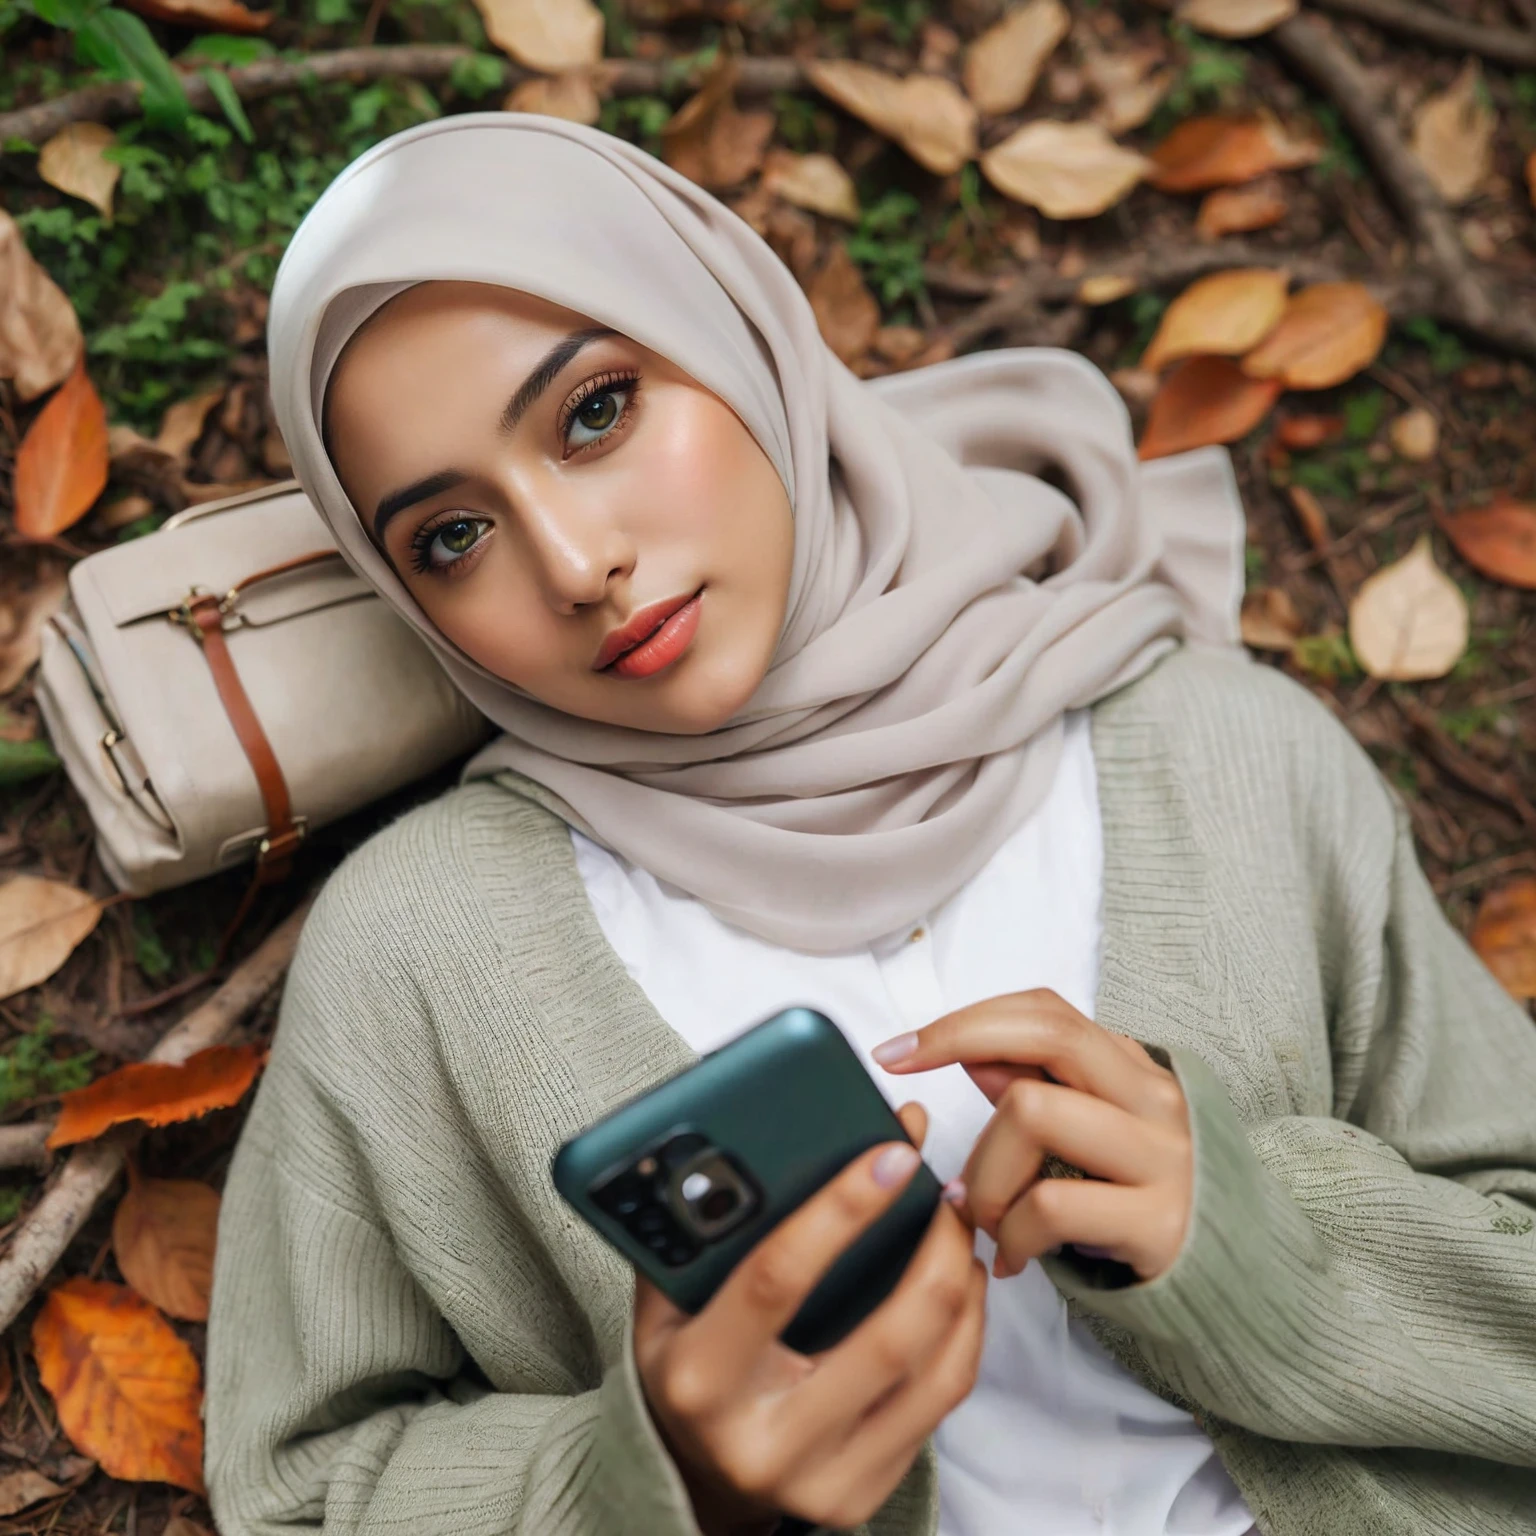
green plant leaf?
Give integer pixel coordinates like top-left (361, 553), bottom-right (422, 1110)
top-left (199, 66), bottom-right (253, 142)
top-left (75, 8), bottom-right (189, 129)
top-left (0, 738), bottom-right (60, 787)
top-left (178, 33), bottom-right (275, 66)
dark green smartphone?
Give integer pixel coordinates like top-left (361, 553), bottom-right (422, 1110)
top-left (551, 1006), bottom-right (942, 1355)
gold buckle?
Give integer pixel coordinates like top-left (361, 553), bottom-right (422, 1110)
top-left (167, 586), bottom-right (242, 634)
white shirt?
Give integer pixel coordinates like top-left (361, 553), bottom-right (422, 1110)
top-left (571, 712), bottom-right (1257, 1536)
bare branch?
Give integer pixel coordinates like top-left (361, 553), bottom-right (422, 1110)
top-left (1306, 0), bottom-right (1536, 68)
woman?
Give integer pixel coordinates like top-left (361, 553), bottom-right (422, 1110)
top-left (203, 113), bottom-right (1536, 1536)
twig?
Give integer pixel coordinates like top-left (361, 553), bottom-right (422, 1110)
top-left (0, 46), bottom-right (804, 148)
top-left (0, 900), bottom-right (310, 1334)
top-left (1436, 848), bottom-right (1536, 893)
top-left (0, 1124), bottom-right (52, 1174)
top-left (1392, 693), bottom-right (1536, 830)
top-left (1278, 492), bottom-right (1423, 571)
top-left (1267, 15), bottom-right (1536, 362)
top-left (1306, 0), bottom-right (1536, 68)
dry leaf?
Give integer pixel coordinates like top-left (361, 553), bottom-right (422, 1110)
top-left (1240, 586), bottom-right (1303, 650)
top-left (1348, 536), bottom-right (1468, 681)
top-left (113, 1170), bottom-right (220, 1321)
top-left (472, 0), bottom-right (603, 71)
top-left (97, 493), bottom-right (154, 532)
top-left (1240, 281), bottom-right (1387, 389)
top-left (127, 0), bottom-right (270, 29)
top-left (1078, 273), bottom-right (1136, 304)
top-left (1439, 494), bottom-right (1536, 589)
top-left (0, 1470), bottom-right (64, 1518)
top-left (0, 565), bottom-right (70, 694)
top-left (661, 56), bottom-right (775, 190)
top-left (980, 120), bottom-right (1149, 220)
top-left (1175, 0), bottom-right (1295, 38)
top-left (1083, 45), bottom-right (1173, 135)
top-left (1287, 484), bottom-right (1330, 552)
top-left (871, 325), bottom-right (928, 365)
top-left (14, 358), bottom-right (109, 538)
top-left (155, 388), bottom-right (223, 463)
top-left (1410, 61), bottom-right (1495, 207)
top-left (1195, 177), bottom-right (1287, 239)
top-left (1140, 267), bottom-right (1289, 372)
top-left (1275, 413), bottom-right (1343, 449)
top-left (806, 60), bottom-right (977, 175)
top-left (32, 1278), bottom-right (204, 1494)
top-left (1137, 356), bottom-right (1281, 460)
top-left (0, 211), bottom-right (83, 403)
top-left (48, 1043), bottom-right (267, 1149)
top-left (163, 1520), bottom-right (214, 1536)
top-left (962, 0), bottom-right (1069, 116)
top-left (504, 71), bottom-right (602, 124)
top-left (1388, 407), bottom-right (1438, 462)
top-left (761, 150), bottom-right (860, 222)
top-left (38, 124), bottom-right (121, 220)
top-left (808, 243), bottom-right (880, 366)
top-left (1149, 111), bottom-right (1322, 192)
top-left (0, 878), bottom-right (102, 1002)
top-left (1470, 879), bottom-right (1536, 999)
top-left (1527, 150), bottom-right (1536, 207)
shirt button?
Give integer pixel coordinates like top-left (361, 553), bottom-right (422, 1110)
top-left (909, 926), bottom-right (925, 942)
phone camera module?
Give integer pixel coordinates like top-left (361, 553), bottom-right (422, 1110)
top-left (670, 1151), bottom-right (758, 1239)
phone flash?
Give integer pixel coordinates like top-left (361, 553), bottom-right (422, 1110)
top-left (637, 1155), bottom-right (658, 1177)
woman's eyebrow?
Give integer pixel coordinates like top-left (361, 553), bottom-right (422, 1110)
top-left (370, 326), bottom-right (619, 541)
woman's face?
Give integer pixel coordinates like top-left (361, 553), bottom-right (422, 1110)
top-left (324, 281), bottom-right (795, 734)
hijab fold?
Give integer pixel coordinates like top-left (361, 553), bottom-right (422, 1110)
top-left (267, 113), bottom-right (1246, 953)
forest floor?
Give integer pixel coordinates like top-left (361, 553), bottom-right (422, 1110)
top-left (0, 0), bottom-right (1534, 1529)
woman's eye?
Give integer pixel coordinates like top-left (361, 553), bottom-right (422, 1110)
top-left (566, 384), bottom-right (631, 450)
top-left (418, 517), bottom-right (490, 570)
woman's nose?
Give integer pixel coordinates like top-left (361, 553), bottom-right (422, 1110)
top-left (517, 487), bottom-right (635, 613)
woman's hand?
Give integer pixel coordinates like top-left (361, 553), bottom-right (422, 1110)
top-left (632, 1104), bottom-right (986, 1536)
top-left (873, 990), bottom-right (1193, 1283)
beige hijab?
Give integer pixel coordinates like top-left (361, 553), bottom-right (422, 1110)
top-left (267, 112), bottom-right (1246, 953)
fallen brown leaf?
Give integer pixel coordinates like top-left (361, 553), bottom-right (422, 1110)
top-left (163, 1520), bottom-right (215, 1536)
top-left (962, 0), bottom-right (1069, 116)
top-left (1149, 111), bottom-right (1322, 193)
top-left (808, 243), bottom-right (880, 367)
top-left (155, 388), bottom-right (223, 464)
top-left (871, 325), bottom-right (928, 365)
top-left (32, 1278), bottom-right (204, 1494)
top-left (1175, 0), bottom-right (1295, 38)
top-left (1527, 150), bottom-right (1536, 207)
top-left (1241, 281), bottom-right (1387, 390)
top-left (1195, 177), bottom-right (1287, 239)
top-left (1240, 586), bottom-right (1303, 650)
top-left (1439, 494), bottom-right (1536, 589)
top-left (472, 0), bottom-right (603, 71)
top-left (980, 120), bottom-right (1149, 220)
top-left (0, 210), bottom-right (83, 403)
top-left (1348, 536), bottom-right (1468, 681)
top-left (1078, 273), bottom-right (1137, 305)
top-left (1470, 879), bottom-right (1536, 999)
top-left (1140, 267), bottom-right (1289, 372)
top-left (661, 55), bottom-right (775, 191)
top-left (1388, 407), bottom-right (1438, 462)
top-left (14, 358), bottom-right (109, 538)
top-left (38, 124), bottom-right (121, 220)
top-left (1287, 484), bottom-right (1330, 552)
top-left (504, 71), bottom-right (602, 124)
top-left (0, 563), bottom-right (69, 693)
top-left (0, 1470), bottom-right (64, 1519)
top-left (0, 877), bottom-right (102, 1002)
top-left (97, 493), bottom-right (155, 532)
top-left (1410, 61), bottom-right (1495, 207)
top-left (1274, 412), bottom-right (1343, 449)
top-left (127, 0), bottom-right (270, 28)
top-left (1083, 44), bottom-right (1174, 135)
top-left (761, 149), bottom-right (860, 222)
top-left (113, 1168), bottom-right (221, 1322)
top-left (806, 60), bottom-right (977, 175)
top-left (48, 1043), bottom-right (268, 1148)
top-left (1137, 355), bottom-right (1281, 460)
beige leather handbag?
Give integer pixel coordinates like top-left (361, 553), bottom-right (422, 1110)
top-left (36, 480), bottom-right (490, 896)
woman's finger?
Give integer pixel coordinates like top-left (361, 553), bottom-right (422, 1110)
top-left (994, 1173), bottom-right (1188, 1281)
top-left (875, 989), bottom-right (1183, 1124)
top-left (895, 1100), bottom-right (929, 1150)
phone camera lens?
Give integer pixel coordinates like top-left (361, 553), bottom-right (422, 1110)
top-left (670, 1149), bottom-right (758, 1240)
top-left (699, 1186), bottom-right (739, 1221)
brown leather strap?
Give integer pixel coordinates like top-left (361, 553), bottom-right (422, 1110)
top-left (228, 548), bottom-right (340, 599)
top-left (185, 594), bottom-right (302, 878)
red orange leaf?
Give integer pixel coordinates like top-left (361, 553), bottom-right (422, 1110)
top-left (1149, 112), bottom-right (1321, 193)
top-left (1275, 413), bottom-right (1343, 449)
top-left (1240, 281), bottom-right (1387, 390)
top-left (1136, 355), bottom-right (1280, 460)
top-left (113, 1169), bottom-right (220, 1322)
top-left (14, 357), bottom-right (108, 537)
top-left (1195, 178), bottom-right (1288, 239)
top-left (47, 1044), bottom-right (266, 1149)
top-left (126, 0), bottom-right (271, 29)
top-left (32, 1278), bottom-right (204, 1494)
top-left (1471, 879), bottom-right (1536, 999)
top-left (1439, 495), bottom-right (1536, 590)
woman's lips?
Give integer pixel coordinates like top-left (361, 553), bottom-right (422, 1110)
top-left (598, 590), bottom-right (704, 679)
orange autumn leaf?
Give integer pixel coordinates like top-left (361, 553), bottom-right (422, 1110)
top-left (14, 357), bottom-right (108, 537)
top-left (1148, 112), bottom-right (1321, 193)
top-left (47, 1043), bottom-right (266, 1149)
top-left (1137, 355), bottom-right (1280, 460)
top-left (113, 1167), bottom-right (220, 1322)
top-left (125, 0), bottom-right (271, 30)
top-left (1470, 879), bottom-right (1536, 999)
top-left (32, 1278), bottom-right (204, 1494)
top-left (1240, 281), bottom-right (1387, 390)
top-left (1275, 413), bottom-right (1344, 449)
top-left (1527, 150), bottom-right (1536, 208)
top-left (1195, 178), bottom-right (1288, 239)
top-left (1439, 495), bottom-right (1536, 590)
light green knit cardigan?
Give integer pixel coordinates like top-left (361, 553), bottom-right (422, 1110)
top-left (203, 647), bottom-right (1536, 1536)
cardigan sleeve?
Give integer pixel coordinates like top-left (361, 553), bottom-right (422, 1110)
top-left (1042, 721), bottom-right (1536, 1465)
top-left (202, 930), bottom-right (707, 1536)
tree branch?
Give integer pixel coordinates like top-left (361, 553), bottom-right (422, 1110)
top-left (0, 901), bottom-right (310, 1333)
top-left (1306, 0), bottom-right (1536, 68)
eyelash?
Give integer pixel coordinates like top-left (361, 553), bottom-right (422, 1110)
top-left (405, 368), bottom-right (643, 577)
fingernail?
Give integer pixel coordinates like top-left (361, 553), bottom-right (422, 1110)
top-left (872, 1032), bottom-right (918, 1066)
top-left (871, 1143), bottom-right (921, 1187)
top-left (991, 1253), bottom-right (1012, 1279)
top-left (941, 1178), bottom-right (967, 1206)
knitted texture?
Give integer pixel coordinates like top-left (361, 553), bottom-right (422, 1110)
top-left (203, 648), bottom-right (1536, 1535)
